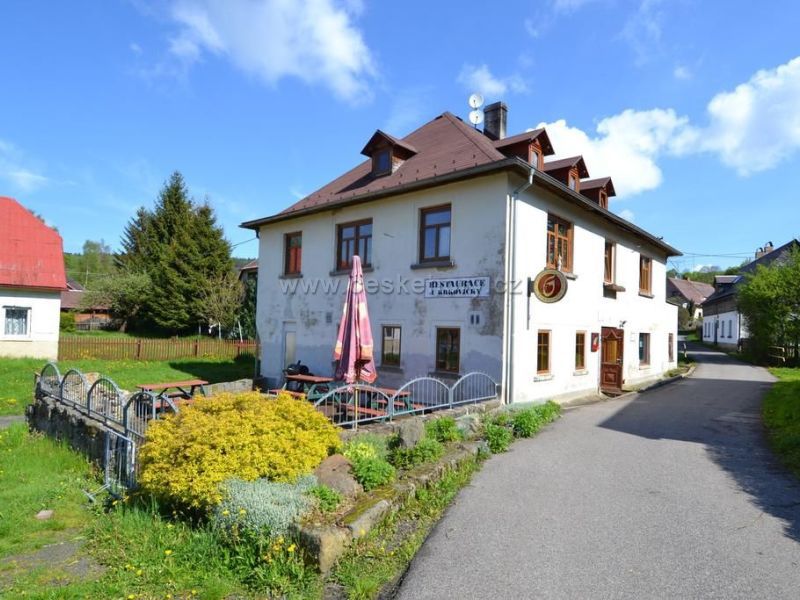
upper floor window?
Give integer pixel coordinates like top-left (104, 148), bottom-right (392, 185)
top-left (568, 173), bottom-right (577, 190)
top-left (604, 241), bottom-right (615, 284)
top-left (337, 220), bottom-right (372, 270)
top-left (639, 256), bottom-right (652, 295)
top-left (373, 149), bottom-right (392, 176)
top-left (4, 306), bottom-right (29, 336)
top-left (381, 325), bottom-right (402, 367)
top-left (420, 205), bottom-right (451, 262)
top-left (530, 148), bottom-right (541, 169)
top-left (599, 190), bottom-right (608, 209)
top-left (284, 232), bottom-right (302, 275)
top-left (546, 214), bottom-right (573, 272)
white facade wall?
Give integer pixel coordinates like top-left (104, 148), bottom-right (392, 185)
top-left (702, 310), bottom-right (744, 348)
top-left (256, 175), bottom-right (508, 389)
top-left (254, 171), bottom-right (678, 403)
top-left (508, 183), bottom-right (677, 404)
top-left (0, 288), bottom-right (61, 359)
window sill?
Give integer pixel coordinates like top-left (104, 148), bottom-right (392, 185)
top-left (564, 272), bottom-right (578, 281)
top-left (573, 369), bottom-right (588, 376)
top-left (279, 273), bottom-right (303, 279)
top-left (410, 260), bottom-right (455, 270)
top-left (604, 282), bottom-right (626, 292)
top-left (534, 373), bottom-right (553, 382)
top-left (378, 365), bottom-right (403, 373)
top-left (330, 266), bottom-right (375, 276)
top-left (639, 363), bottom-right (651, 370)
top-left (638, 291), bottom-right (654, 299)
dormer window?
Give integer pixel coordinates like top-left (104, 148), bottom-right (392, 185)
top-left (374, 149), bottom-right (391, 176)
top-left (599, 190), bottom-right (608, 209)
top-left (361, 129), bottom-right (418, 179)
top-left (531, 148), bottom-right (541, 169)
top-left (568, 173), bottom-right (578, 190)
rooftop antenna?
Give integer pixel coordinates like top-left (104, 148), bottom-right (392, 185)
top-left (468, 93), bottom-right (484, 129)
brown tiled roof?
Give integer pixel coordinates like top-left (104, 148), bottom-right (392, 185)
top-left (580, 177), bottom-right (616, 196)
top-left (241, 112), bottom-right (682, 257)
top-left (270, 113), bottom-right (506, 218)
top-left (543, 156), bottom-right (589, 178)
top-left (493, 128), bottom-right (555, 155)
top-left (667, 278), bottom-right (715, 304)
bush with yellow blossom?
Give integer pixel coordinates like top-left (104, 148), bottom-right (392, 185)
top-left (138, 392), bottom-right (341, 510)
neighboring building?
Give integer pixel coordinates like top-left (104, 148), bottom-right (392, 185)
top-left (242, 104), bottom-right (680, 404)
top-left (702, 240), bottom-right (800, 349)
top-left (0, 197), bottom-right (66, 359)
top-left (666, 277), bottom-right (715, 324)
top-left (60, 279), bottom-right (112, 330)
top-left (238, 259), bottom-right (258, 283)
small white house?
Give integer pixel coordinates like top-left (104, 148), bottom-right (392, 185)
top-left (0, 197), bottom-right (66, 359)
top-left (702, 240), bottom-right (799, 350)
top-left (242, 104), bottom-right (680, 404)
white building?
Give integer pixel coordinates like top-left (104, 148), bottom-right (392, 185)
top-left (0, 197), bottom-right (66, 359)
top-left (702, 240), bottom-right (799, 350)
top-left (243, 104), bottom-right (680, 404)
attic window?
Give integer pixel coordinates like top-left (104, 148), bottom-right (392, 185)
top-left (374, 150), bottom-right (391, 176)
top-left (568, 173), bottom-right (578, 190)
top-left (599, 190), bottom-right (608, 209)
top-left (530, 148), bottom-right (541, 169)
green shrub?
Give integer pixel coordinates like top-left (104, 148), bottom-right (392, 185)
top-left (350, 456), bottom-right (396, 491)
top-left (425, 417), bottom-right (464, 443)
top-left (307, 485), bottom-right (342, 512)
top-left (388, 437), bottom-right (444, 469)
top-left (484, 422), bottom-right (513, 453)
top-left (212, 476), bottom-right (316, 542)
top-left (139, 393), bottom-right (341, 511)
top-left (59, 311), bottom-right (76, 332)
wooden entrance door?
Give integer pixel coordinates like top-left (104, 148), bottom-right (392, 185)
top-left (601, 327), bottom-right (624, 394)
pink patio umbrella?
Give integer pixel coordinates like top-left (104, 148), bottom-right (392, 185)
top-left (333, 255), bottom-right (377, 424)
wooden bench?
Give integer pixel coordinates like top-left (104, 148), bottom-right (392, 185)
top-left (268, 389), bottom-right (306, 399)
top-left (138, 379), bottom-right (208, 400)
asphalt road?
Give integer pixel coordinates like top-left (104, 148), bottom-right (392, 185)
top-left (396, 346), bottom-right (800, 599)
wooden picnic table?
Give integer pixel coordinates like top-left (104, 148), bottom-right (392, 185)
top-left (138, 379), bottom-right (208, 401)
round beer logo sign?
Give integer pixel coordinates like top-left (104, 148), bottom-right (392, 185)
top-left (533, 269), bottom-right (568, 303)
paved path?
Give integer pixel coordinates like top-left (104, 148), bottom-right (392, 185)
top-left (0, 415), bottom-right (24, 429)
top-left (397, 346), bottom-right (800, 599)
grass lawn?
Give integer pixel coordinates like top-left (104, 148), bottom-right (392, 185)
top-left (0, 356), bottom-right (257, 416)
top-left (763, 367), bottom-right (800, 478)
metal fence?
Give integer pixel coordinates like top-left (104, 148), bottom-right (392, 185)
top-left (309, 372), bottom-right (500, 427)
top-left (35, 362), bottom-right (180, 496)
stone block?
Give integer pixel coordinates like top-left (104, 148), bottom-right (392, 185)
top-left (346, 499), bottom-right (391, 539)
top-left (314, 454), bottom-right (363, 498)
top-left (295, 525), bottom-right (351, 574)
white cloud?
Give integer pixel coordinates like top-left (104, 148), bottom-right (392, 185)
top-left (538, 108), bottom-right (689, 197)
top-left (698, 55), bottom-right (800, 175)
top-left (617, 208), bottom-right (635, 222)
top-left (164, 0), bottom-right (376, 102)
top-left (383, 86), bottom-right (434, 135)
top-left (620, 0), bottom-right (667, 65)
top-left (673, 65), bottom-right (691, 80)
top-left (551, 0), bottom-right (600, 13)
top-left (0, 139), bottom-right (49, 193)
top-left (457, 63), bottom-right (527, 98)
top-left (537, 55), bottom-right (800, 196)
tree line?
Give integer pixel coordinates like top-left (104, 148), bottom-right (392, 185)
top-left (79, 172), bottom-right (256, 337)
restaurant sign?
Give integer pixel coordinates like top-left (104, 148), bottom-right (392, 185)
top-left (531, 269), bottom-right (568, 303)
top-left (425, 276), bottom-right (490, 298)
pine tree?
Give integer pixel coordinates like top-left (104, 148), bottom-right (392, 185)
top-left (115, 172), bottom-right (234, 332)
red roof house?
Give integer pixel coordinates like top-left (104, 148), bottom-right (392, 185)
top-left (0, 197), bottom-right (66, 359)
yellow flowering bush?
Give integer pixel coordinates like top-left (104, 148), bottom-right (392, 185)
top-left (138, 392), bottom-right (341, 510)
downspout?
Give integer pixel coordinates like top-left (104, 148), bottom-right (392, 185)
top-left (501, 169), bottom-right (534, 404)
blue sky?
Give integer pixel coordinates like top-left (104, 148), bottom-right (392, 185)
top-left (1, 0), bottom-right (799, 272)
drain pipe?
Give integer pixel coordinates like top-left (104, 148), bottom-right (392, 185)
top-left (501, 168), bottom-right (535, 405)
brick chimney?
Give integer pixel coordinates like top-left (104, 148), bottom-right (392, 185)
top-left (755, 241), bottom-right (774, 259)
top-left (483, 101), bottom-right (507, 141)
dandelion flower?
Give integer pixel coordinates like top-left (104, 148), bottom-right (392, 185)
top-left (136, 569), bottom-right (143, 576)
top-left (287, 544), bottom-right (296, 553)
top-left (164, 549), bottom-right (172, 556)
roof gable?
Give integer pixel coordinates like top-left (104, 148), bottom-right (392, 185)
top-left (543, 156), bottom-right (590, 178)
top-left (0, 197), bottom-right (67, 290)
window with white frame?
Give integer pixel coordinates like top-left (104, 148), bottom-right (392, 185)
top-left (4, 306), bottom-right (30, 336)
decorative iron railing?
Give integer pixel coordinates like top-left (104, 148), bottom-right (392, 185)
top-left (308, 372), bottom-right (500, 427)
